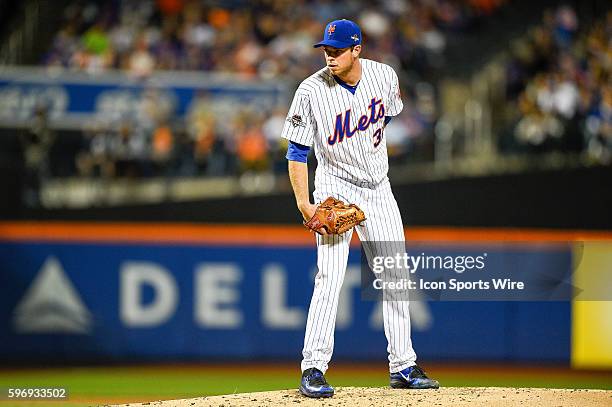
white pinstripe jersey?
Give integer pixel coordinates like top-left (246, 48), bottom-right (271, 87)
top-left (281, 58), bottom-right (403, 188)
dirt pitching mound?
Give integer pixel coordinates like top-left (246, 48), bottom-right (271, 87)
top-left (119, 386), bottom-right (611, 407)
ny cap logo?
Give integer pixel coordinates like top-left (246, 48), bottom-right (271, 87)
top-left (327, 24), bottom-right (336, 35)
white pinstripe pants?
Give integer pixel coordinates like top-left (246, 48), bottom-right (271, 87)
top-left (301, 177), bottom-right (417, 374)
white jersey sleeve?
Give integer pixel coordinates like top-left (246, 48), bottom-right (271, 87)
top-left (386, 68), bottom-right (403, 117)
top-left (280, 89), bottom-right (316, 147)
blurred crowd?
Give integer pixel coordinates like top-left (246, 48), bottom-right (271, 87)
top-left (45, 0), bottom-right (502, 79)
top-left (39, 0), bottom-right (506, 179)
top-left (74, 96), bottom-right (292, 178)
top-left (502, 6), bottom-right (611, 163)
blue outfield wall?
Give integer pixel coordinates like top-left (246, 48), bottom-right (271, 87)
top-left (0, 241), bottom-right (570, 363)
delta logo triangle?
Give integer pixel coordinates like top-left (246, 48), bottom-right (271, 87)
top-left (13, 256), bottom-right (93, 334)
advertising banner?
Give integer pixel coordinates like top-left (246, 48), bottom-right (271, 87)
top-left (0, 231), bottom-right (571, 363)
top-left (0, 68), bottom-right (286, 128)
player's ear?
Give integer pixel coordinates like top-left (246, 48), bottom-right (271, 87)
top-left (352, 45), bottom-right (361, 57)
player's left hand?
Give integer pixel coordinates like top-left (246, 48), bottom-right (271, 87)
top-left (303, 197), bottom-right (366, 235)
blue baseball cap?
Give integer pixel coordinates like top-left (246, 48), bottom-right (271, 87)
top-left (313, 19), bottom-right (362, 49)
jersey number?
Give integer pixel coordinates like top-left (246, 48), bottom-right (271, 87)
top-left (373, 128), bottom-right (382, 147)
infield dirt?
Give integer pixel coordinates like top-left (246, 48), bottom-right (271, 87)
top-left (118, 386), bottom-right (612, 406)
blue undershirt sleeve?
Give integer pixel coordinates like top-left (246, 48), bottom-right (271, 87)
top-left (384, 116), bottom-right (392, 126)
top-left (286, 140), bottom-right (311, 163)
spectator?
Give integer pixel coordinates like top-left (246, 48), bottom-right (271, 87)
top-left (128, 37), bottom-right (155, 78)
top-left (187, 94), bottom-right (217, 174)
top-left (235, 117), bottom-right (268, 173)
top-left (262, 107), bottom-right (289, 173)
top-left (152, 122), bottom-right (174, 163)
top-left (554, 5), bottom-right (578, 49)
top-left (20, 104), bottom-right (55, 206)
top-left (503, 6), bottom-right (611, 160)
top-left (76, 121), bottom-right (115, 178)
top-left (585, 87), bottom-right (612, 163)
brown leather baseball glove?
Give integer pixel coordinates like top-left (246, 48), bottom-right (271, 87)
top-left (304, 196), bottom-right (366, 235)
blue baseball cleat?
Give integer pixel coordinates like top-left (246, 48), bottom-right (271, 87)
top-left (299, 367), bottom-right (334, 398)
top-left (390, 365), bottom-right (440, 389)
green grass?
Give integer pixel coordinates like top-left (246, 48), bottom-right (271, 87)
top-left (0, 364), bottom-right (609, 406)
top-left (1, 368), bottom-right (291, 398)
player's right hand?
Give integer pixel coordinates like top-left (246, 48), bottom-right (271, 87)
top-left (300, 202), bottom-right (328, 235)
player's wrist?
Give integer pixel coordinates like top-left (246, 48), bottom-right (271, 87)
top-left (298, 205), bottom-right (311, 217)
top-left (297, 201), bottom-right (315, 220)
top-left (297, 199), bottom-right (311, 210)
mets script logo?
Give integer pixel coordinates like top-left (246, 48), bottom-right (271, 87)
top-left (287, 114), bottom-right (306, 128)
top-left (328, 98), bottom-right (385, 147)
top-left (327, 24), bottom-right (336, 35)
